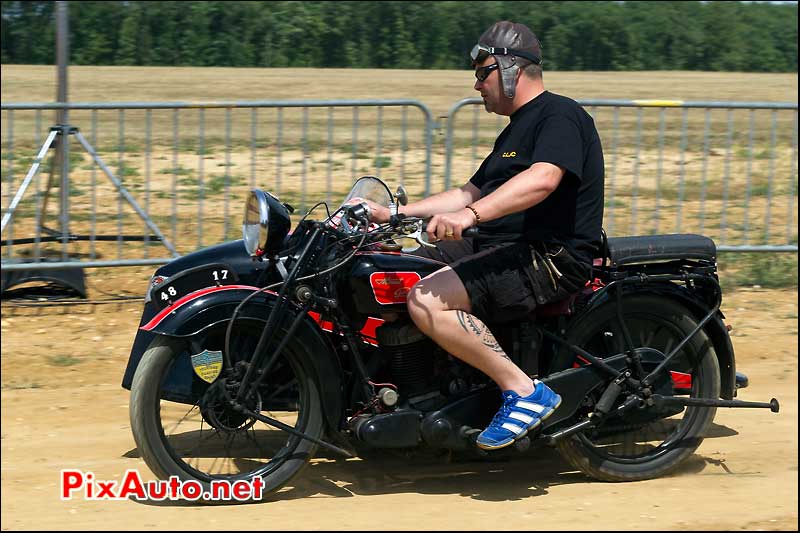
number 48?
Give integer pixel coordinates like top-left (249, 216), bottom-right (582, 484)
top-left (160, 286), bottom-right (178, 300)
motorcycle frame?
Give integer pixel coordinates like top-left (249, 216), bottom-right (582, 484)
top-left (231, 222), bottom-right (745, 453)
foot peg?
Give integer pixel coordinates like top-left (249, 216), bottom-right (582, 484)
top-left (514, 436), bottom-right (531, 452)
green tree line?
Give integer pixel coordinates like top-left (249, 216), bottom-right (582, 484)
top-left (1, 1), bottom-right (797, 72)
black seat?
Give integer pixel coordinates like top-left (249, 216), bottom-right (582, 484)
top-left (605, 234), bottom-right (716, 267)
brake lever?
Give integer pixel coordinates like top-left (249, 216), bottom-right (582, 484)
top-left (412, 225), bottom-right (438, 248)
top-left (389, 215), bottom-right (437, 248)
top-left (340, 217), bottom-right (355, 235)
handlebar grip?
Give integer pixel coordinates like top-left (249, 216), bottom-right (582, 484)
top-left (420, 221), bottom-right (479, 238)
top-left (345, 203), bottom-right (370, 221)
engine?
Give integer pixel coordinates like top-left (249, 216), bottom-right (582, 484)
top-left (375, 320), bottom-right (435, 394)
top-left (351, 319), bottom-right (541, 449)
top-left (373, 320), bottom-right (476, 410)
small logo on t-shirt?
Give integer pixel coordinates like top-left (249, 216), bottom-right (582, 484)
top-left (502, 151), bottom-right (517, 158)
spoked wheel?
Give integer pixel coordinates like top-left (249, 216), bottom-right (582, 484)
top-left (550, 295), bottom-right (720, 482)
top-left (130, 320), bottom-right (323, 500)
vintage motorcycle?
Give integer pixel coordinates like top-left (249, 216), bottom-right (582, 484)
top-left (122, 176), bottom-right (779, 498)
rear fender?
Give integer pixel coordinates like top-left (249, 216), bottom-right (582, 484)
top-left (139, 285), bottom-right (345, 430)
top-left (573, 282), bottom-right (736, 399)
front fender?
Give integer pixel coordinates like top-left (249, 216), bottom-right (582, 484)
top-left (139, 285), bottom-right (345, 431)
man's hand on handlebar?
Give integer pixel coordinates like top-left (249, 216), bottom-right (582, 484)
top-left (361, 199), bottom-right (392, 224)
top-left (426, 208), bottom-right (478, 241)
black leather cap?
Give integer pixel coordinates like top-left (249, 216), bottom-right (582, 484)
top-left (478, 21), bottom-right (542, 67)
top-left (476, 21), bottom-right (542, 98)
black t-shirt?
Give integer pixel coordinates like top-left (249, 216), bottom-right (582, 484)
top-left (469, 90), bottom-right (604, 264)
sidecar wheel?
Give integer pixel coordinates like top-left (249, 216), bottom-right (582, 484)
top-left (550, 295), bottom-right (721, 482)
top-left (129, 321), bottom-right (324, 501)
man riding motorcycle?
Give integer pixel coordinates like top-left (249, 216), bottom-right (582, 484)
top-left (365, 20), bottom-right (606, 450)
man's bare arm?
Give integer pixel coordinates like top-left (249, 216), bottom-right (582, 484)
top-left (468, 162), bottom-right (564, 223)
top-left (420, 162), bottom-right (566, 241)
top-left (367, 182), bottom-right (481, 223)
top-left (400, 182), bottom-right (481, 218)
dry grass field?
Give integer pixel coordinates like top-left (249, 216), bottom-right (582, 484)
top-left (1, 66), bottom-right (798, 262)
top-left (2, 65), bottom-right (797, 111)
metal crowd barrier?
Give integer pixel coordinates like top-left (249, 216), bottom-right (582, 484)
top-left (1, 100), bottom-right (435, 270)
top-left (445, 98), bottom-right (798, 253)
top-left (1, 98), bottom-right (798, 274)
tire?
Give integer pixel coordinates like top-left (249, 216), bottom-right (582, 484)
top-left (129, 320), bottom-right (324, 501)
top-left (550, 294), bottom-right (720, 482)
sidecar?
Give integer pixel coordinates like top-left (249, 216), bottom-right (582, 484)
top-left (120, 239), bottom-right (263, 391)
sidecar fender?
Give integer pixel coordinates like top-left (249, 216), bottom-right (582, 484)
top-left (139, 285), bottom-right (344, 431)
top-left (576, 282), bottom-right (736, 399)
top-left (140, 284), bottom-right (274, 337)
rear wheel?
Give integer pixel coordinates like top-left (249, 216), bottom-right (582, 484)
top-left (550, 294), bottom-right (720, 482)
top-left (129, 320), bottom-right (323, 500)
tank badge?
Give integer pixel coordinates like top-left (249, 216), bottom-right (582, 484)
top-left (369, 272), bottom-right (422, 305)
top-left (190, 349), bottom-right (223, 383)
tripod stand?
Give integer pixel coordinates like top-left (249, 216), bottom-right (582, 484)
top-left (1, 123), bottom-right (178, 297)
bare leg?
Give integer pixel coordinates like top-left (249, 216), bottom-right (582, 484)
top-left (406, 266), bottom-right (535, 396)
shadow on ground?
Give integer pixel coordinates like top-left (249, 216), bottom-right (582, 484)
top-left (126, 421), bottom-right (739, 506)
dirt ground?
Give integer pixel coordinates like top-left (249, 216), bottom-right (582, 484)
top-left (0, 267), bottom-right (797, 531)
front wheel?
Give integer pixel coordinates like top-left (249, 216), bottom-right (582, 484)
top-left (129, 320), bottom-right (324, 501)
top-left (550, 294), bottom-right (721, 482)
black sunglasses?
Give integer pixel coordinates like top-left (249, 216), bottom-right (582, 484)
top-left (475, 63), bottom-right (499, 82)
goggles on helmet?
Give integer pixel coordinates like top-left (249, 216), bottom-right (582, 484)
top-left (470, 43), bottom-right (541, 66)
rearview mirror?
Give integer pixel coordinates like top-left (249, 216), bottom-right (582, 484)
top-left (394, 185), bottom-right (408, 206)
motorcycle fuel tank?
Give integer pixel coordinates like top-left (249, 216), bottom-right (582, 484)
top-left (345, 251), bottom-right (446, 315)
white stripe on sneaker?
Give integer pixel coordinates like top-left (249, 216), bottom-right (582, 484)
top-left (501, 422), bottom-right (526, 434)
top-left (508, 411), bottom-right (535, 425)
top-left (516, 400), bottom-right (546, 413)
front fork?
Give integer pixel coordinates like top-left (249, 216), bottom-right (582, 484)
top-left (215, 224), bottom-right (355, 457)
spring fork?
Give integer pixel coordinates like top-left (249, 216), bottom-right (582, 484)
top-left (236, 226), bottom-right (322, 402)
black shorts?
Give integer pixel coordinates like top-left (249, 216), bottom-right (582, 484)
top-left (448, 241), bottom-right (591, 324)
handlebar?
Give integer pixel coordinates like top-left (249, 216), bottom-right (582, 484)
top-left (389, 213), bottom-right (479, 238)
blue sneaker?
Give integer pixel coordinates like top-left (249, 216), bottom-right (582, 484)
top-left (475, 380), bottom-right (562, 450)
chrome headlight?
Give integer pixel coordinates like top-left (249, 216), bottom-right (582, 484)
top-left (243, 190), bottom-right (270, 256)
top-left (242, 189), bottom-right (291, 257)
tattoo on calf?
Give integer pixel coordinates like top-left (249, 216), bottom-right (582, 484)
top-left (455, 310), bottom-right (510, 359)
